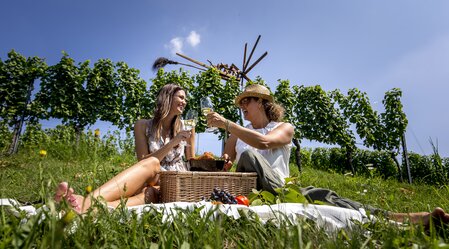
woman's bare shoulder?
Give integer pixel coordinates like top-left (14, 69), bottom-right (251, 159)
top-left (275, 122), bottom-right (294, 130)
top-left (274, 122), bottom-right (295, 135)
top-left (134, 119), bottom-right (151, 131)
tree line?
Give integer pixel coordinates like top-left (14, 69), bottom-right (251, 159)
top-left (1, 50), bottom-right (409, 181)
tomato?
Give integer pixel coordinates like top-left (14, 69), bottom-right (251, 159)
top-left (235, 195), bottom-right (250, 206)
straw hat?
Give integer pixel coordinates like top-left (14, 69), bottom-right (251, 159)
top-left (234, 84), bottom-right (274, 106)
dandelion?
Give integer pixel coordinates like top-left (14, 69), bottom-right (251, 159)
top-left (62, 210), bottom-right (76, 225)
top-left (94, 129), bottom-right (100, 138)
top-left (85, 185), bottom-right (93, 194)
top-left (39, 149), bottom-right (47, 157)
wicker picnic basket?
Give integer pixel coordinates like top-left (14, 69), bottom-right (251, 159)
top-left (189, 159), bottom-right (225, 171)
top-left (159, 171), bottom-right (258, 203)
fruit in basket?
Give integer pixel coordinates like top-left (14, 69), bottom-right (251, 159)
top-left (204, 187), bottom-right (238, 204)
top-left (190, 152), bottom-right (225, 171)
top-left (192, 151), bottom-right (216, 160)
top-left (235, 195), bottom-right (250, 206)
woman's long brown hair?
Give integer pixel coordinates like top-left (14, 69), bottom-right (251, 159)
top-left (150, 84), bottom-right (184, 140)
top-left (261, 99), bottom-right (284, 122)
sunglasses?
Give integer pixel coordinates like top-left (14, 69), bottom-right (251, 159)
top-left (239, 97), bottom-right (258, 107)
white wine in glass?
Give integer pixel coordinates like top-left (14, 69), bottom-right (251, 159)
top-left (201, 107), bottom-right (213, 116)
top-left (200, 96), bottom-right (217, 132)
top-left (183, 119), bottom-right (196, 130)
top-left (181, 110), bottom-right (198, 146)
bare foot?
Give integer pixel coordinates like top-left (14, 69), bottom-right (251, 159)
top-left (404, 207), bottom-right (449, 231)
top-left (426, 207), bottom-right (449, 231)
top-left (54, 182), bottom-right (69, 203)
top-left (54, 182), bottom-right (86, 213)
top-left (64, 187), bottom-right (84, 213)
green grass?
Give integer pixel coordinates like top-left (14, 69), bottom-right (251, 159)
top-left (296, 166), bottom-right (449, 214)
top-left (1, 146), bottom-right (449, 248)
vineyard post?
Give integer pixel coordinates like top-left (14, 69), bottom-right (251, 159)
top-left (2, 51), bottom-right (46, 155)
top-left (292, 139), bottom-right (301, 171)
top-left (402, 132), bottom-right (412, 184)
top-left (8, 78), bottom-right (34, 154)
top-left (346, 146), bottom-right (356, 176)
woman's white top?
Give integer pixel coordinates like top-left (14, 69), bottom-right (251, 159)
top-left (235, 121), bottom-right (292, 182)
top-left (146, 119), bottom-right (187, 171)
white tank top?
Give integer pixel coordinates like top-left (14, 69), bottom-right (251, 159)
top-left (235, 121), bottom-right (291, 182)
top-left (145, 119), bottom-right (187, 171)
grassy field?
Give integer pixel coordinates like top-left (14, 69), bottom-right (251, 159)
top-left (1, 145), bottom-right (449, 248)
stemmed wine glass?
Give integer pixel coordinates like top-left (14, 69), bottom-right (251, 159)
top-left (181, 109), bottom-right (198, 146)
top-left (200, 96), bottom-right (217, 132)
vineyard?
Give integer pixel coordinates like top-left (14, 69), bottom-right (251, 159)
top-left (1, 1), bottom-right (448, 247)
top-left (1, 50), bottom-right (447, 184)
top-left (1, 50), bottom-right (449, 247)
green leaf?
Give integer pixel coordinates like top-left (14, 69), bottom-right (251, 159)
top-left (260, 191), bottom-right (275, 203)
top-left (283, 188), bottom-right (308, 203)
top-left (250, 199), bottom-right (264, 206)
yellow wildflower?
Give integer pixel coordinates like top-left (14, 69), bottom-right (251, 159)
top-left (85, 185), bottom-right (93, 194)
top-left (62, 210), bottom-right (76, 224)
top-left (94, 129), bottom-right (100, 138)
top-left (39, 150), bottom-right (47, 157)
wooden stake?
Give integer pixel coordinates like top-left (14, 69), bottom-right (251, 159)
top-left (176, 52), bottom-right (238, 80)
top-left (244, 35), bottom-right (261, 71)
top-left (244, 51), bottom-right (268, 75)
top-left (176, 53), bottom-right (209, 69)
top-left (243, 43), bottom-right (247, 71)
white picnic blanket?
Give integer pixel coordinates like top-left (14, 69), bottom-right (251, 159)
top-left (0, 198), bottom-right (373, 232)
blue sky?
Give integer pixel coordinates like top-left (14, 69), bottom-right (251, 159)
top-left (1, 1), bottom-right (448, 156)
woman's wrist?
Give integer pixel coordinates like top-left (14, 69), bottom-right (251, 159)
top-left (225, 119), bottom-right (230, 133)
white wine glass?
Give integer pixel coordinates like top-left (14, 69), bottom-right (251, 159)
top-left (200, 96), bottom-right (217, 132)
top-left (181, 109), bottom-right (197, 146)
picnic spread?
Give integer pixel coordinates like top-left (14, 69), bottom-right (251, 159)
top-left (0, 155), bottom-right (376, 233)
top-left (0, 198), bottom-right (372, 233)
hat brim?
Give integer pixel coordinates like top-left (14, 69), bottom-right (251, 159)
top-left (235, 92), bottom-right (274, 106)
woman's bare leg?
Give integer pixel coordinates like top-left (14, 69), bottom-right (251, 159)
top-left (67, 156), bottom-right (160, 213)
top-left (106, 186), bottom-right (160, 208)
top-left (388, 207), bottom-right (449, 229)
top-left (82, 156), bottom-right (160, 212)
top-left (107, 192), bottom-right (146, 208)
top-left (67, 186), bottom-right (159, 211)
top-left (93, 157), bottom-right (159, 198)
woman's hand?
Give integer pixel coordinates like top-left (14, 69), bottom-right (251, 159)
top-left (174, 130), bottom-right (192, 144)
top-left (222, 153), bottom-right (233, 171)
top-left (206, 112), bottom-right (227, 129)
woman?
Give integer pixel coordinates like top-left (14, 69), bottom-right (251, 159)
top-left (55, 84), bottom-right (194, 213)
top-left (206, 83), bottom-right (449, 229)
top-left (207, 84), bottom-right (293, 194)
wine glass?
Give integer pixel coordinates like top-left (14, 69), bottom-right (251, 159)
top-left (181, 109), bottom-right (197, 146)
top-left (200, 96), bottom-right (217, 132)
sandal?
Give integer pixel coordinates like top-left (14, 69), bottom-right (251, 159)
top-left (54, 182), bottom-right (68, 203)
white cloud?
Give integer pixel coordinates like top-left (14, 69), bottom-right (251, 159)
top-left (166, 37), bottom-right (183, 55)
top-left (186, 31), bottom-right (201, 47)
top-left (165, 31), bottom-right (201, 55)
